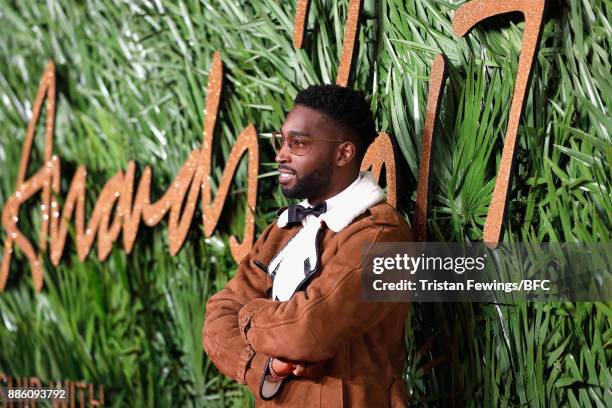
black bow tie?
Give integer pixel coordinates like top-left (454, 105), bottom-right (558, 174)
top-left (287, 202), bottom-right (327, 224)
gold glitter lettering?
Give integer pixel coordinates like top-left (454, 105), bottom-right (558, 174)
top-left (361, 132), bottom-right (397, 208)
top-left (292, 0), bottom-right (363, 86)
top-left (0, 52), bottom-right (259, 291)
top-left (414, 54), bottom-right (447, 242)
top-left (452, 0), bottom-right (547, 245)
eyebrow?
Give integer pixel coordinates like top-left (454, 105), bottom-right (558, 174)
top-left (286, 130), bottom-right (310, 137)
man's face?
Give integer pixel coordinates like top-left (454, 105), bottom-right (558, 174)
top-left (275, 105), bottom-right (347, 201)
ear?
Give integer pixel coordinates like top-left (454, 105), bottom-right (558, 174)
top-left (336, 141), bottom-right (356, 167)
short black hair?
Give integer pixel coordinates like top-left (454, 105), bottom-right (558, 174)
top-left (294, 84), bottom-right (377, 162)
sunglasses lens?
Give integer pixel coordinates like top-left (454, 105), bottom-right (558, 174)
top-left (272, 133), bottom-right (309, 155)
top-left (272, 133), bottom-right (282, 151)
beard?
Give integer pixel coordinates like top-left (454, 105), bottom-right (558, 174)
top-left (281, 161), bottom-right (333, 199)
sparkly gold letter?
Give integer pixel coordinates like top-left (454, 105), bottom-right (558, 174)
top-left (293, 0), bottom-right (312, 49)
top-left (361, 133), bottom-right (398, 208)
top-left (1, 61), bottom-right (56, 292)
top-left (414, 54), bottom-right (447, 242)
top-left (200, 52), bottom-right (259, 262)
top-left (293, 0), bottom-right (363, 86)
top-left (452, 0), bottom-right (547, 245)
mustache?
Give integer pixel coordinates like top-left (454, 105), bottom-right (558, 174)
top-left (278, 165), bottom-right (296, 174)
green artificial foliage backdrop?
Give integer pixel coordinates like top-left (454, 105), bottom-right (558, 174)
top-left (0, 0), bottom-right (610, 406)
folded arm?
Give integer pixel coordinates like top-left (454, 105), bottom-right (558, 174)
top-left (238, 225), bottom-right (406, 362)
top-left (202, 224), bottom-right (274, 395)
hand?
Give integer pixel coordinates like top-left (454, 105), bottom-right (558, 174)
top-left (271, 357), bottom-right (325, 378)
top-left (271, 357), bottom-right (294, 377)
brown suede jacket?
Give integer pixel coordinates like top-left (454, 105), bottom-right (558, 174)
top-left (202, 201), bottom-right (413, 407)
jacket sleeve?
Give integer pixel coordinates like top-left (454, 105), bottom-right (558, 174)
top-left (202, 223), bottom-right (274, 396)
top-left (237, 224), bottom-right (409, 363)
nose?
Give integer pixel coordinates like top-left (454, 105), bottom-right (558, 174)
top-left (275, 140), bottom-right (291, 164)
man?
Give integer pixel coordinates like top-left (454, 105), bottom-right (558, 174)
top-left (203, 85), bottom-right (413, 407)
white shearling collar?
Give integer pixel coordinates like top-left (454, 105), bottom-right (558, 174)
top-left (276, 171), bottom-right (385, 232)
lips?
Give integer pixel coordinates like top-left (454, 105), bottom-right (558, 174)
top-left (278, 167), bottom-right (296, 184)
